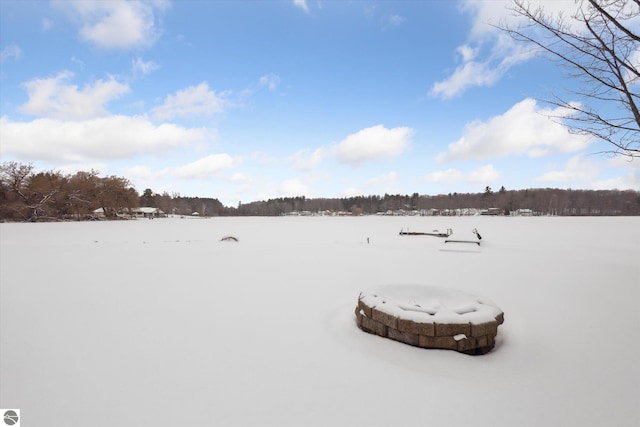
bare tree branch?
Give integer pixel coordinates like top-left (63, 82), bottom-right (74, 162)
top-left (498, 0), bottom-right (640, 158)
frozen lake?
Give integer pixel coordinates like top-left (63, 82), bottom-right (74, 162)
top-left (1, 216), bottom-right (639, 426)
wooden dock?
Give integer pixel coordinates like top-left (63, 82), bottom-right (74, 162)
top-left (399, 228), bottom-right (451, 238)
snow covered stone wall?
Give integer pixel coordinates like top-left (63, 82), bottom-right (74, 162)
top-left (355, 285), bottom-right (504, 355)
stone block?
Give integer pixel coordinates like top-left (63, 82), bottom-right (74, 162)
top-left (356, 286), bottom-right (503, 355)
top-left (372, 306), bottom-right (398, 329)
top-left (418, 335), bottom-right (458, 350)
top-left (360, 315), bottom-right (387, 337)
top-left (470, 321), bottom-right (498, 337)
top-left (397, 318), bottom-right (435, 336)
top-left (434, 322), bottom-right (470, 337)
top-left (388, 327), bottom-right (420, 346)
top-left (456, 335), bottom-right (478, 353)
top-left (473, 339), bottom-right (496, 355)
top-left (476, 335), bottom-right (488, 348)
top-left (475, 335), bottom-right (497, 349)
top-left (358, 299), bottom-right (373, 318)
top-left (486, 335), bottom-right (495, 348)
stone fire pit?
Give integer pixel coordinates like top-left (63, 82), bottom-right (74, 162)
top-left (355, 285), bottom-right (504, 355)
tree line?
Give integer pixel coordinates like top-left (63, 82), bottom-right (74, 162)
top-left (0, 162), bottom-right (138, 222)
top-left (235, 187), bottom-right (640, 216)
top-left (1, 162), bottom-right (638, 222)
top-left (0, 162), bottom-right (229, 221)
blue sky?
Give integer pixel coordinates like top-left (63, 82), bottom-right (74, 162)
top-left (1, 0), bottom-right (638, 206)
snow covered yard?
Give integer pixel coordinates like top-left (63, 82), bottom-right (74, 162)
top-left (1, 216), bottom-right (639, 427)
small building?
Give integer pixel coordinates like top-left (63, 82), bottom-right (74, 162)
top-left (480, 208), bottom-right (501, 216)
top-left (92, 207), bottom-right (106, 219)
top-left (132, 207), bottom-right (166, 218)
top-left (515, 208), bottom-right (533, 216)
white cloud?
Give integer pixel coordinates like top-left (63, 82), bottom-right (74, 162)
top-left (289, 125), bottom-right (413, 170)
top-left (293, 0), bottom-right (309, 13)
top-left (458, 0), bottom-right (501, 37)
top-left (290, 147), bottom-right (327, 170)
top-left (228, 172), bottom-right (253, 184)
top-left (431, 57), bottom-right (500, 99)
top-left (151, 82), bottom-right (227, 121)
top-left (430, 34), bottom-right (535, 99)
top-left (42, 18), bottom-right (54, 32)
top-left (132, 57), bottom-right (159, 78)
top-left (606, 155), bottom-right (640, 170)
top-left (436, 98), bottom-right (592, 162)
top-left (55, 0), bottom-right (169, 49)
top-left (259, 73), bottom-right (281, 91)
top-left (70, 57), bottom-right (85, 68)
top-left (367, 171), bottom-right (398, 187)
top-left (457, 45), bottom-right (478, 62)
top-left (0, 44), bottom-right (21, 63)
top-left (332, 125), bottom-right (414, 166)
top-left (123, 165), bottom-right (163, 182)
top-left (339, 172), bottom-right (399, 199)
top-left (18, 71), bottom-right (130, 120)
top-left (279, 178), bottom-right (310, 197)
top-left (534, 155), bottom-right (640, 190)
top-left (387, 14), bottom-right (406, 27)
top-left (424, 168), bottom-right (465, 183)
top-left (431, 0), bottom-right (576, 99)
top-left (534, 155), bottom-right (600, 183)
top-left (425, 164), bottom-right (500, 184)
top-left (171, 154), bottom-right (236, 179)
top-left (458, 0), bottom-right (521, 39)
top-left (624, 48), bottom-right (640, 86)
top-left (591, 173), bottom-right (640, 190)
top-left (56, 162), bottom-right (108, 176)
top-left (125, 159), bottom-right (244, 191)
top-left (0, 115), bottom-right (210, 162)
top-left (466, 164), bottom-right (501, 183)
top-left (341, 187), bottom-right (365, 198)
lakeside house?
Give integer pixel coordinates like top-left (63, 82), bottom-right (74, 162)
top-left (92, 207), bottom-right (166, 219)
top-left (132, 207), bottom-right (166, 218)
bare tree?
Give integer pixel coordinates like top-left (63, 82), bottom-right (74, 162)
top-left (0, 161), bottom-right (33, 199)
top-left (0, 162), bottom-right (34, 220)
top-left (95, 175), bottom-right (138, 218)
top-left (23, 171), bottom-right (65, 221)
top-left (500, 0), bottom-right (639, 157)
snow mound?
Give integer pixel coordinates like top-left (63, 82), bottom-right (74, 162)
top-left (356, 284), bottom-right (504, 355)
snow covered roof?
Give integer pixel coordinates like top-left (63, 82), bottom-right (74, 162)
top-left (133, 207), bottom-right (164, 214)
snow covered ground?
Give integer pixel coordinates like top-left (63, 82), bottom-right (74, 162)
top-left (1, 216), bottom-right (639, 427)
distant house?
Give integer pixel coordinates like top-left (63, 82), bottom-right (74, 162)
top-left (93, 207), bottom-right (155, 219)
top-left (132, 207), bottom-right (166, 218)
top-left (480, 208), bottom-right (501, 216)
top-left (92, 207), bottom-right (106, 219)
top-left (516, 209), bottom-right (533, 216)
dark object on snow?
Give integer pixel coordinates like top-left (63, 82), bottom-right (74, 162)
top-left (220, 236), bottom-right (238, 242)
top-left (399, 228), bottom-right (452, 238)
top-left (356, 285), bottom-right (504, 355)
top-left (445, 239), bottom-right (480, 246)
top-left (444, 228), bottom-right (482, 245)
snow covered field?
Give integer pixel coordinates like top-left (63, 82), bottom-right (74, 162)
top-left (1, 216), bottom-right (639, 427)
